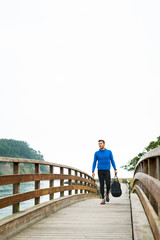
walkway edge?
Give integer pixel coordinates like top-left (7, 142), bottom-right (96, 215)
top-left (130, 193), bottom-right (154, 240)
top-left (0, 193), bottom-right (98, 240)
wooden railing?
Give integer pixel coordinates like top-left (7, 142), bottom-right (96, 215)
top-left (132, 147), bottom-right (160, 240)
top-left (0, 157), bottom-right (97, 215)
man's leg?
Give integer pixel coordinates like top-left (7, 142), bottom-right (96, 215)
top-left (98, 170), bottom-right (105, 199)
top-left (104, 170), bottom-right (111, 195)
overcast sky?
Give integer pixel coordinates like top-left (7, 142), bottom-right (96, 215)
top-left (0, 0), bottom-right (160, 178)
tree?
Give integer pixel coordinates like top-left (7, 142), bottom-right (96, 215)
top-left (121, 136), bottom-right (160, 171)
top-left (0, 139), bottom-right (49, 174)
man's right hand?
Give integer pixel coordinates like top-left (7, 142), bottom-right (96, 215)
top-left (92, 172), bottom-right (95, 178)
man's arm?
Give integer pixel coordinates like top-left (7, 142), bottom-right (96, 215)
top-left (92, 152), bottom-right (98, 174)
top-left (110, 151), bottom-right (117, 174)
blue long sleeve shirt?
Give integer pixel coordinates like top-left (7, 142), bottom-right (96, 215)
top-left (92, 148), bottom-right (117, 172)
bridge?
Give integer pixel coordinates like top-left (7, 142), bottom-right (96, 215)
top-left (0, 147), bottom-right (160, 240)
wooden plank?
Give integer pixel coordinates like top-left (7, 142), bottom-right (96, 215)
top-left (0, 193), bottom-right (96, 240)
top-left (9, 184), bottom-right (132, 240)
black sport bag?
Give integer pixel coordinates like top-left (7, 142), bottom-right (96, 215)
top-left (111, 174), bottom-right (122, 197)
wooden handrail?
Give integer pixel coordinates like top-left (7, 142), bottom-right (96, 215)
top-left (0, 157), bottom-right (92, 178)
top-left (134, 146), bottom-right (160, 177)
top-left (0, 174), bottom-right (97, 186)
top-left (0, 157), bottom-right (97, 216)
top-left (132, 147), bottom-right (160, 240)
top-left (133, 172), bottom-right (160, 205)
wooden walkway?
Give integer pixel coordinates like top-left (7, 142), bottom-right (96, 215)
top-left (9, 184), bottom-right (132, 240)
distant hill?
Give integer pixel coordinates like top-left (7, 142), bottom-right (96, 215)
top-left (0, 139), bottom-right (49, 175)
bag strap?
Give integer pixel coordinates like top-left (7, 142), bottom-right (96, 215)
top-left (114, 173), bottom-right (119, 182)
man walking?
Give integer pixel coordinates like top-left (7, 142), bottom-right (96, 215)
top-left (92, 140), bottom-right (117, 204)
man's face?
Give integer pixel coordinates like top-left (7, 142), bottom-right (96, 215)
top-left (98, 141), bottom-right (105, 150)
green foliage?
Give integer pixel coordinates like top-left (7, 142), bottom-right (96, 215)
top-left (121, 136), bottom-right (160, 171)
top-left (0, 139), bottom-right (49, 174)
top-left (0, 139), bottom-right (44, 160)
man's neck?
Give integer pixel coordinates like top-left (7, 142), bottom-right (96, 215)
top-left (100, 147), bottom-right (105, 151)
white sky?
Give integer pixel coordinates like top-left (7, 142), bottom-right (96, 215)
top-left (0, 0), bottom-right (160, 178)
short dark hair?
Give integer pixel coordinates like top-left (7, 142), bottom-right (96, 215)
top-left (98, 139), bottom-right (105, 144)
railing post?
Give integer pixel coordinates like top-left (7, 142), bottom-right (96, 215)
top-left (86, 175), bottom-right (89, 193)
top-left (87, 176), bottom-right (89, 193)
top-left (140, 160), bottom-right (148, 198)
top-left (60, 167), bottom-right (64, 197)
top-left (156, 156), bottom-right (160, 180)
top-left (75, 170), bottom-right (78, 194)
top-left (13, 162), bottom-right (20, 213)
top-left (156, 157), bottom-right (160, 219)
top-left (147, 158), bottom-right (151, 201)
top-left (158, 204), bottom-right (160, 220)
top-left (35, 163), bottom-right (40, 205)
top-left (80, 172), bottom-right (83, 193)
top-left (140, 162), bottom-right (144, 190)
top-left (88, 176), bottom-right (91, 193)
top-left (148, 158), bottom-right (151, 175)
top-left (50, 165), bottom-right (54, 200)
top-left (127, 181), bottom-right (131, 198)
top-left (68, 168), bottom-right (72, 195)
top-left (140, 162), bottom-right (143, 172)
top-left (143, 160), bottom-right (148, 174)
top-left (84, 174), bottom-right (87, 193)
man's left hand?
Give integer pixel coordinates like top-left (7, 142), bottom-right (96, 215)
top-left (114, 169), bottom-right (117, 175)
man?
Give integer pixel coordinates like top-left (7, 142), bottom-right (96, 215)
top-left (92, 140), bottom-right (117, 204)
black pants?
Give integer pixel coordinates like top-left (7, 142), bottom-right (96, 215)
top-left (98, 170), bottom-right (111, 199)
